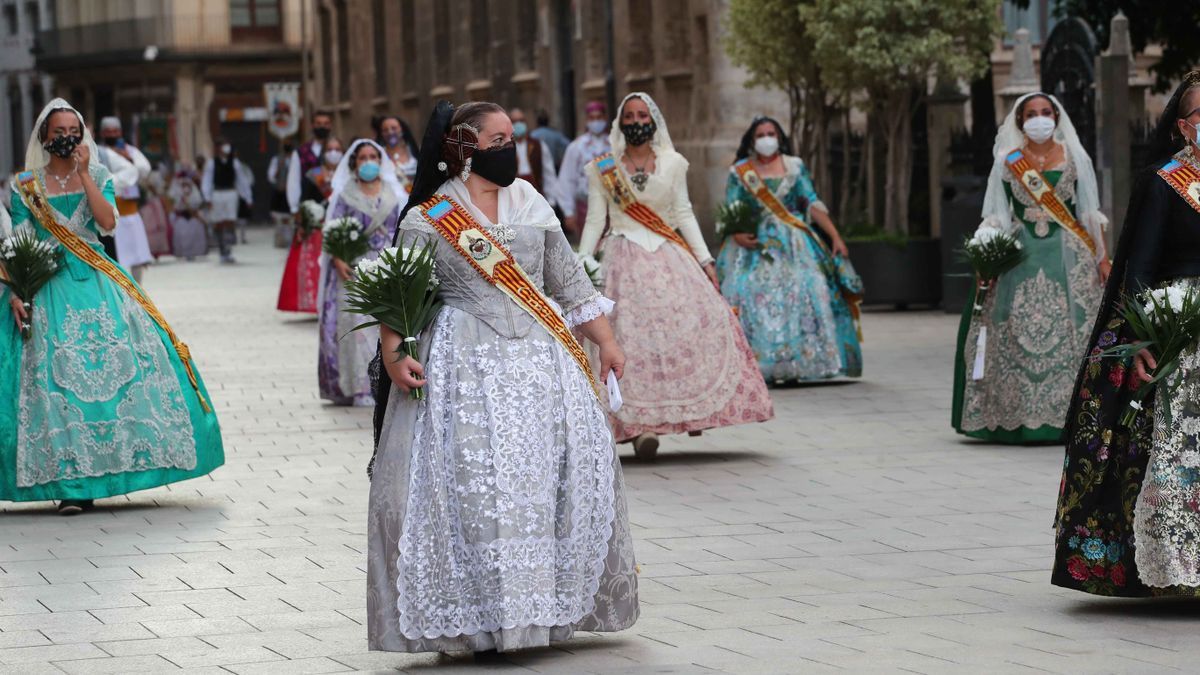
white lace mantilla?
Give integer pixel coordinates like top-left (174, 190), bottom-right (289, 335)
top-left (17, 296), bottom-right (197, 486)
top-left (1135, 279), bottom-right (1200, 587)
top-left (395, 307), bottom-right (617, 639)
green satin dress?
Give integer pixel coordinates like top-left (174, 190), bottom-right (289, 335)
top-left (0, 165), bottom-right (223, 502)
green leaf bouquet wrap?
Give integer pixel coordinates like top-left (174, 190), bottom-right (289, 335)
top-left (961, 226), bottom-right (1026, 316)
top-left (0, 227), bottom-right (64, 340)
top-left (1102, 282), bottom-right (1200, 428)
top-left (343, 242), bottom-right (442, 400)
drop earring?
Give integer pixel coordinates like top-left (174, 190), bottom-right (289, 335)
top-left (459, 156), bottom-right (472, 182)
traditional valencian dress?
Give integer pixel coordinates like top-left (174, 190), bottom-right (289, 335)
top-left (1053, 143), bottom-right (1200, 596)
top-left (276, 162), bottom-right (332, 313)
top-left (716, 154), bottom-right (863, 381)
top-left (0, 100), bottom-right (222, 504)
top-left (952, 93), bottom-right (1106, 443)
top-left (578, 93), bottom-right (772, 442)
top-left (318, 140), bottom-right (406, 406)
top-left (367, 173), bottom-right (638, 652)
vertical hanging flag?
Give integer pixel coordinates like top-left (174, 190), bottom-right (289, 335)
top-left (264, 82), bottom-right (301, 139)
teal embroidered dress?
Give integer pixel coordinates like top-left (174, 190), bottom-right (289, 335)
top-left (0, 165), bottom-right (223, 502)
top-left (715, 156), bottom-right (862, 381)
top-left (952, 159), bottom-right (1104, 443)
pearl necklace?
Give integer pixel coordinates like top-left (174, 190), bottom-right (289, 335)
top-left (46, 168), bottom-right (73, 191)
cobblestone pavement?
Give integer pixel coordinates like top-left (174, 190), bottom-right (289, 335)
top-left (2, 232), bottom-right (1197, 674)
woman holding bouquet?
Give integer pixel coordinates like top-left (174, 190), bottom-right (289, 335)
top-left (366, 101), bottom-right (638, 653)
top-left (318, 139), bottom-right (407, 406)
top-left (716, 116), bottom-right (862, 382)
top-left (0, 99), bottom-right (223, 515)
top-left (952, 92), bottom-right (1108, 443)
top-left (277, 137), bottom-right (343, 314)
top-left (578, 92), bottom-right (772, 460)
top-left (1054, 72), bottom-right (1200, 596)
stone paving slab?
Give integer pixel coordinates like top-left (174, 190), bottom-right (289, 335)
top-left (2, 232), bottom-right (1197, 674)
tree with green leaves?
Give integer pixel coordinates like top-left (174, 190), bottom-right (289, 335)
top-left (722, 0), bottom-right (836, 201)
top-left (801, 0), bottom-right (1000, 233)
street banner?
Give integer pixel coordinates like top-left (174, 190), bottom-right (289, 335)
top-left (264, 82), bottom-right (301, 139)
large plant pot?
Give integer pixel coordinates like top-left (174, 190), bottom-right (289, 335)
top-left (940, 175), bottom-right (987, 314)
top-left (846, 238), bottom-right (942, 309)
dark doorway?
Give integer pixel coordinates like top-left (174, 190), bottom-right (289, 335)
top-left (219, 121), bottom-right (275, 223)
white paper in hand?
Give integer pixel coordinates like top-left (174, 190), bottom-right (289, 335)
top-left (606, 370), bottom-right (623, 412)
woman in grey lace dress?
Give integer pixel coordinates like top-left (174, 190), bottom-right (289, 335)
top-left (366, 101), bottom-right (639, 654)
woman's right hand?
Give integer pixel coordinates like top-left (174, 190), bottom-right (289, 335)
top-left (385, 353), bottom-right (427, 394)
top-left (9, 295), bottom-right (27, 329)
top-left (1133, 349), bottom-right (1157, 385)
top-left (333, 258), bottom-right (353, 281)
top-left (733, 233), bottom-right (759, 249)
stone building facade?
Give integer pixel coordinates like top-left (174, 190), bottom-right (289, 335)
top-left (310, 0), bottom-right (788, 231)
top-left (36, 0), bottom-right (310, 167)
top-left (0, 0), bottom-right (54, 176)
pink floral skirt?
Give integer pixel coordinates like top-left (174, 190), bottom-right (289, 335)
top-left (602, 236), bottom-right (773, 442)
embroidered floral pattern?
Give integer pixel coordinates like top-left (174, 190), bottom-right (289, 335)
top-left (17, 290), bottom-right (197, 487)
top-left (1134, 288), bottom-right (1200, 587)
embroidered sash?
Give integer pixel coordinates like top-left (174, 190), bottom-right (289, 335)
top-left (418, 195), bottom-right (601, 400)
top-left (1157, 153), bottom-right (1200, 216)
top-left (733, 159), bottom-right (864, 338)
top-left (16, 171), bottom-right (211, 413)
top-left (733, 159), bottom-right (824, 249)
top-left (593, 152), bottom-right (694, 258)
top-left (1004, 149), bottom-right (1096, 255)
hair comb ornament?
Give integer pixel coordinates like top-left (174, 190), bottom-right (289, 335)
top-left (442, 123), bottom-right (479, 179)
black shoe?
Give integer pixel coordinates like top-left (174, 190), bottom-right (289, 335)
top-left (633, 433), bottom-right (659, 461)
top-left (57, 499), bottom-right (92, 515)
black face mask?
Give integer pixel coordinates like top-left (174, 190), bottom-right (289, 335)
top-left (103, 136), bottom-right (120, 146)
top-left (620, 121), bottom-right (656, 147)
top-left (312, 126), bottom-right (331, 140)
top-left (43, 134), bottom-right (82, 159)
top-left (471, 143), bottom-right (518, 187)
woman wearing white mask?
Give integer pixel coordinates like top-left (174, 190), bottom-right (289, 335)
top-left (317, 139), bottom-right (407, 406)
top-left (277, 137), bottom-right (342, 314)
top-left (952, 92), bottom-right (1108, 444)
top-left (716, 116), bottom-right (862, 382)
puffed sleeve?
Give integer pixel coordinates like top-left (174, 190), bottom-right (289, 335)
top-left (543, 223), bottom-right (612, 328)
top-left (668, 155), bottom-right (713, 265)
top-left (577, 161), bottom-right (608, 256)
top-left (1124, 172), bottom-right (1171, 294)
top-left (793, 159), bottom-right (828, 217)
top-left (8, 183), bottom-right (30, 228)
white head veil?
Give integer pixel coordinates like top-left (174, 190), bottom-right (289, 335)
top-left (326, 138), bottom-right (408, 221)
top-left (980, 92), bottom-right (1107, 260)
top-left (25, 98), bottom-right (101, 172)
top-left (609, 92), bottom-right (675, 159)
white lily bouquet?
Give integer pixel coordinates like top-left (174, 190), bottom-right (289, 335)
top-left (961, 226), bottom-right (1025, 316)
top-left (1, 227), bottom-right (63, 340)
top-left (1102, 282), bottom-right (1200, 427)
top-left (343, 243), bottom-right (442, 400)
top-left (297, 200), bottom-right (325, 239)
top-left (578, 250), bottom-right (604, 290)
top-left (322, 216), bottom-right (371, 263)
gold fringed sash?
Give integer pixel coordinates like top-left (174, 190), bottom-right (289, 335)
top-left (15, 170), bottom-right (211, 413)
top-left (593, 153), bottom-right (695, 259)
top-left (418, 196), bottom-right (601, 401)
top-left (1004, 149), bottom-right (1097, 255)
top-left (733, 159), bottom-right (864, 338)
top-left (1157, 153), bottom-right (1200, 216)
